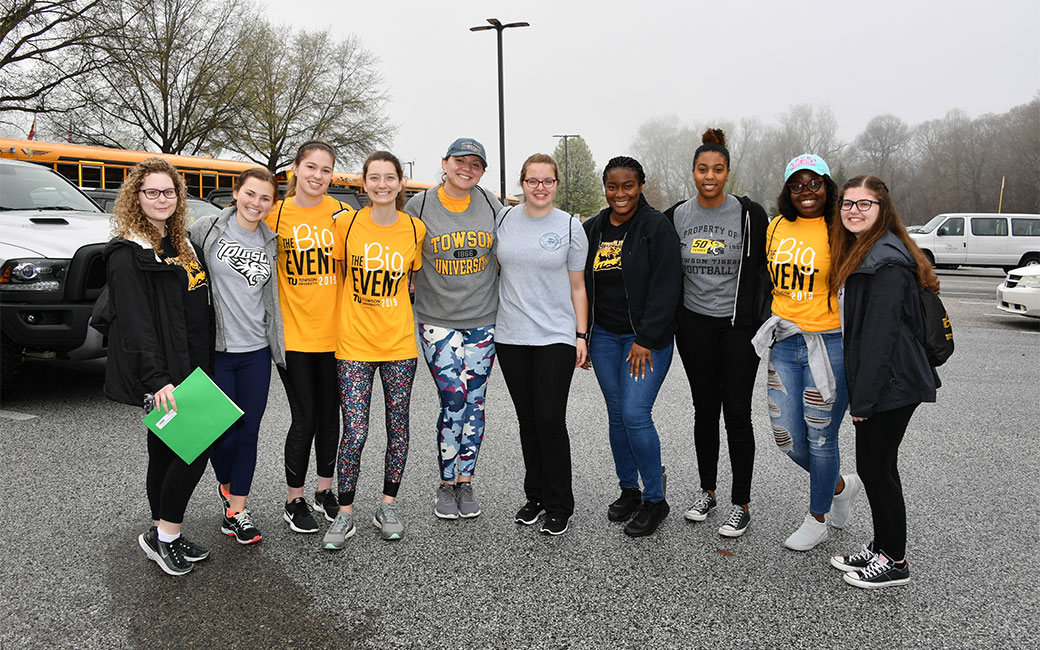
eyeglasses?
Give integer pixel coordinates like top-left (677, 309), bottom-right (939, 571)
top-left (787, 179), bottom-right (824, 194)
top-left (523, 178), bottom-right (557, 188)
top-left (139, 188), bottom-right (178, 200)
top-left (840, 199), bottom-right (881, 212)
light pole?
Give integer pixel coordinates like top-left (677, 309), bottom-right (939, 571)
top-left (552, 134), bottom-right (579, 213)
top-left (470, 17), bottom-right (529, 202)
top-left (403, 160), bottom-right (414, 180)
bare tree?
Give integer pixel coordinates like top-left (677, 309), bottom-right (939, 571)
top-left (854, 114), bottom-right (911, 180)
top-left (630, 116), bottom-right (700, 209)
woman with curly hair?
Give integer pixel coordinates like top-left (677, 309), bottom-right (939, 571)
top-left (102, 157), bottom-right (214, 576)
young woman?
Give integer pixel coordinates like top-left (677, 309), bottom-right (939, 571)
top-left (496, 154), bottom-right (589, 536)
top-left (189, 167), bottom-right (283, 545)
top-left (403, 138), bottom-right (502, 520)
top-left (665, 129), bottom-right (770, 538)
top-left (102, 158), bottom-right (213, 576)
top-left (322, 151), bottom-right (426, 548)
top-left (750, 154), bottom-right (861, 552)
top-left (827, 176), bottom-right (938, 588)
top-left (583, 156), bottom-right (682, 538)
top-left (265, 140), bottom-right (349, 534)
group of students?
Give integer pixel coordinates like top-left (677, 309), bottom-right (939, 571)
top-left (103, 129), bottom-right (938, 590)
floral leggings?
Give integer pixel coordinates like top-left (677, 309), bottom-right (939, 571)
top-left (336, 358), bottom-right (417, 506)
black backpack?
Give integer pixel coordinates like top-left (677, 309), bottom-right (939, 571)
top-left (918, 286), bottom-right (954, 366)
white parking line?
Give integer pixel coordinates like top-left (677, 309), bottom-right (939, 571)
top-left (960, 300), bottom-right (996, 305)
top-left (0, 409), bottom-right (37, 421)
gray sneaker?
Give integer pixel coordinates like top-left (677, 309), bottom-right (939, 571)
top-left (322, 511), bottom-right (355, 550)
top-left (434, 484), bottom-right (460, 520)
top-left (373, 500), bottom-right (404, 540)
top-left (456, 482), bottom-right (481, 518)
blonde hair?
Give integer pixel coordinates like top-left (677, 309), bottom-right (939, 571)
top-left (112, 157), bottom-right (195, 262)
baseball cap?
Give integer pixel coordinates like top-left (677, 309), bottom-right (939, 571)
top-left (444, 138), bottom-right (488, 166)
top-left (784, 154), bottom-right (830, 181)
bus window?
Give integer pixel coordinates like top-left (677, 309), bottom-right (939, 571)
top-left (56, 163), bottom-right (79, 185)
top-left (181, 172), bottom-right (200, 198)
top-left (201, 173), bottom-right (217, 197)
top-left (81, 164), bottom-right (102, 188)
top-left (218, 173), bottom-right (235, 190)
top-left (104, 165), bottom-right (125, 189)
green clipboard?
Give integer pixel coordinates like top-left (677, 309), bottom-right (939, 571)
top-left (142, 367), bottom-right (244, 463)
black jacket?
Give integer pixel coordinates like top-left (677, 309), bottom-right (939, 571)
top-left (842, 232), bottom-right (937, 418)
top-left (102, 236), bottom-right (214, 407)
top-left (664, 194), bottom-right (772, 328)
top-left (583, 200), bottom-right (682, 350)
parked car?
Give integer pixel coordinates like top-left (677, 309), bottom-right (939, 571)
top-left (997, 265), bottom-right (1040, 319)
top-left (0, 159), bottom-right (111, 393)
top-left (910, 213), bottom-right (1040, 272)
top-left (82, 187), bottom-right (221, 226)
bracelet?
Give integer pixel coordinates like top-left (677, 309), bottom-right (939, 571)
top-left (576, 332), bottom-right (589, 340)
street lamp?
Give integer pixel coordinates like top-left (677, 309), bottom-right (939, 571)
top-left (403, 160), bottom-right (414, 180)
top-left (470, 17), bottom-right (529, 202)
top-left (552, 134), bottom-right (579, 213)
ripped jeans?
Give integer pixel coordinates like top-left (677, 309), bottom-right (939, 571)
top-left (767, 332), bottom-right (849, 516)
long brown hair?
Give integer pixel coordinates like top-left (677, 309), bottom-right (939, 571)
top-left (362, 150), bottom-right (405, 210)
top-left (285, 140), bottom-right (336, 198)
top-left (828, 175), bottom-right (939, 304)
top-left (112, 157), bottom-right (194, 262)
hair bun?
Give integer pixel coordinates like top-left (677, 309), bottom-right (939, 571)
top-left (702, 128), bottom-right (727, 146)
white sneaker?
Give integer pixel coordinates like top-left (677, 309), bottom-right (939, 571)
top-left (784, 514), bottom-right (829, 551)
top-left (829, 474), bottom-right (861, 529)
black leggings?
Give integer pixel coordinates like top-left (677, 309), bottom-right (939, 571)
top-left (855, 403), bottom-right (917, 561)
top-left (278, 351), bottom-right (339, 488)
top-left (674, 308), bottom-right (759, 505)
top-left (496, 343), bottom-right (576, 518)
top-left (146, 431), bottom-right (210, 524)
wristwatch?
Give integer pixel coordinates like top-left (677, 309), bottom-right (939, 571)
top-left (576, 332), bottom-right (589, 340)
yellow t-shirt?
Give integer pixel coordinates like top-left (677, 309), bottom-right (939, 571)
top-left (332, 208), bottom-right (426, 361)
top-left (766, 215), bottom-right (840, 331)
top-left (437, 186), bottom-right (471, 213)
top-left (265, 195), bottom-right (352, 352)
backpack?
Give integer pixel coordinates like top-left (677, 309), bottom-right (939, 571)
top-left (918, 286), bottom-right (954, 366)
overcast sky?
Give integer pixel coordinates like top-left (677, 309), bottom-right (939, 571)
top-left (270, 0), bottom-right (1038, 191)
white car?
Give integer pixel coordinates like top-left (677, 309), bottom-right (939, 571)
top-left (997, 265), bottom-right (1040, 319)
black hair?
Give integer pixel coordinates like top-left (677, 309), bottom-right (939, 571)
top-left (602, 156), bottom-right (646, 185)
top-left (692, 128), bottom-right (730, 168)
top-left (776, 173), bottom-right (839, 226)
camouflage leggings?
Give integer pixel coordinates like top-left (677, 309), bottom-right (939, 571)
top-left (418, 324), bottom-right (496, 482)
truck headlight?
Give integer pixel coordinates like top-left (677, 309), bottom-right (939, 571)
top-left (0, 259), bottom-right (69, 292)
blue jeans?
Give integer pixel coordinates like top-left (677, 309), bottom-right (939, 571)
top-left (766, 332), bottom-right (849, 515)
top-left (589, 327), bottom-right (673, 503)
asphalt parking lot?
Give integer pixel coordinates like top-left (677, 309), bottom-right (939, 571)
top-left (1, 269), bottom-right (1037, 649)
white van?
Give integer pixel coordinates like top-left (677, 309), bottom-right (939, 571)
top-left (909, 213), bottom-right (1040, 272)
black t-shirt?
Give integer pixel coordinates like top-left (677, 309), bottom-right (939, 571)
top-left (158, 235), bottom-right (211, 372)
top-left (592, 218), bottom-right (633, 335)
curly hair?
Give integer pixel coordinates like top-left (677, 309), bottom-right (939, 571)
top-left (112, 157), bottom-right (194, 262)
top-left (693, 128), bottom-right (730, 168)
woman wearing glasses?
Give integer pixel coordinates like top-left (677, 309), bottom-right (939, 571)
top-left (495, 154), bottom-right (589, 536)
top-left (102, 158), bottom-right (213, 575)
top-left (751, 154), bottom-right (860, 552)
top-left (827, 176), bottom-right (938, 588)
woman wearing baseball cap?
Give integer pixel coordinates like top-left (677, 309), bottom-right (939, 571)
top-left (750, 154), bottom-right (861, 552)
top-left (404, 138), bottom-right (503, 520)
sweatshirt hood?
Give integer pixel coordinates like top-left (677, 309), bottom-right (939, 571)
top-left (857, 231), bottom-right (915, 272)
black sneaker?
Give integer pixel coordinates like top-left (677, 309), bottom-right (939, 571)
top-left (222, 509), bottom-right (263, 544)
top-left (171, 534), bottom-right (210, 562)
top-left (843, 552), bottom-right (910, 589)
top-left (683, 490), bottom-right (717, 522)
top-left (312, 489), bottom-right (340, 523)
top-left (718, 505), bottom-right (750, 537)
top-left (540, 514), bottom-right (569, 536)
top-left (623, 499), bottom-right (670, 537)
top-left (607, 488), bottom-right (642, 522)
top-left (831, 543), bottom-right (876, 572)
top-left (218, 485), bottom-right (230, 512)
top-left (514, 500), bottom-right (544, 525)
top-left (283, 497), bottom-right (319, 533)
top-left (138, 527), bottom-right (193, 576)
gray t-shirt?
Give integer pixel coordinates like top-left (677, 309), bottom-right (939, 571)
top-left (495, 206), bottom-right (588, 346)
top-left (404, 186), bottom-right (503, 329)
top-left (673, 194), bottom-right (743, 317)
top-left (207, 216), bottom-right (270, 352)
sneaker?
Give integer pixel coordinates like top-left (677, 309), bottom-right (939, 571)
top-left (138, 527), bottom-right (192, 576)
top-left (283, 497), bottom-right (319, 533)
top-left (221, 509), bottom-right (263, 545)
top-left (322, 511), bottom-right (356, 550)
top-left (718, 505), bottom-right (750, 538)
top-left (607, 488), bottom-right (643, 522)
top-left (623, 499), bottom-right (670, 537)
top-left (218, 484), bottom-right (231, 512)
top-left (540, 514), bottom-right (569, 536)
top-left (829, 474), bottom-right (861, 529)
top-left (434, 484), bottom-right (460, 520)
top-left (784, 514), bottom-right (829, 551)
top-left (372, 500), bottom-right (404, 540)
top-left (312, 489), bottom-right (340, 523)
top-left (456, 482), bottom-right (481, 518)
top-left (171, 534), bottom-right (210, 562)
top-left (843, 552), bottom-right (910, 589)
top-left (831, 543), bottom-right (876, 572)
top-left (514, 500), bottom-right (544, 525)
top-left (683, 490), bottom-right (717, 522)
